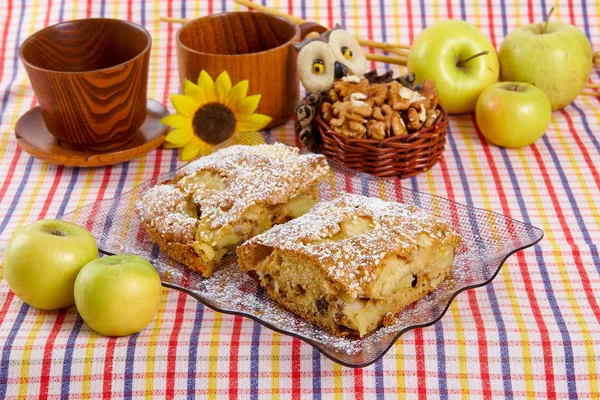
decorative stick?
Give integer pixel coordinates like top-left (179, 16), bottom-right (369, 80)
top-left (232, 0), bottom-right (412, 50)
top-left (159, 16), bottom-right (410, 65)
top-left (233, 0), bottom-right (306, 24)
top-left (357, 37), bottom-right (411, 50)
top-left (580, 91), bottom-right (600, 96)
top-left (367, 54), bottom-right (408, 65)
top-left (584, 83), bottom-right (600, 89)
top-left (380, 47), bottom-right (410, 56)
top-left (161, 1), bottom-right (412, 53)
top-left (160, 17), bottom-right (188, 24)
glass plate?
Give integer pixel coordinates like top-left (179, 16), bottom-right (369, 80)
top-left (59, 132), bottom-right (544, 368)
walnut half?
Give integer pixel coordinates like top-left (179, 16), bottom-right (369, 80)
top-left (329, 100), bottom-right (373, 139)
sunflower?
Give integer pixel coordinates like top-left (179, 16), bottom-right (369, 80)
top-left (161, 70), bottom-right (272, 160)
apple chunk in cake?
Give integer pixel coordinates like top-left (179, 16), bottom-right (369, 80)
top-left (237, 194), bottom-right (461, 337)
top-left (135, 144), bottom-right (330, 277)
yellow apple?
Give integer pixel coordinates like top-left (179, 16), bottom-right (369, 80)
top-left (476, 82), bottom-right (551, 148)
top-left (74, 254), bottom-right (162, 337)
top-left (408, 20), bottom-right (499, 114)
top-left (4, 220), bottom-right (98, 310)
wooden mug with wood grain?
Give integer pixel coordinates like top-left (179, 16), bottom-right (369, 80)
top-left (176, 12), bottom-right (323, 129)
top-left (19, 18), bottom-right (151, 151)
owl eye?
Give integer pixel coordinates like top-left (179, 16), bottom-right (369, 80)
top-left (341, 46), bottom-right (353, 60)
top-left (312, 59), bottom-right (325, 74)
top-left (328, 29), bottom-right (367, 77)
top-left (297, 40), bottom-right (336, 92)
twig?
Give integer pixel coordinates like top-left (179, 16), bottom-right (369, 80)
top-left (356, 37), bottom-right (411, 51)
top-left (366, 53), bottom-right (408, 65)
top-left (162, 1), bottom-right (413, 53)
top-left (233, 0), bottom-right (306, 24)
top-left (375, 46), bottom-right (410, 56)
top-left (160, 16), bottom-right (188, 24)
top-left (233, 0), bottom-right (412, 50)
top-left (161, 13), bottom-right (410, 66)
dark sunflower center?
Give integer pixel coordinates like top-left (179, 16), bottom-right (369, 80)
top-left (192, 103), bottom-right (236, 144)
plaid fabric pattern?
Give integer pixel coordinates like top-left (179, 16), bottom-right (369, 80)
top-left (1, 0), bottom-right (599, 398)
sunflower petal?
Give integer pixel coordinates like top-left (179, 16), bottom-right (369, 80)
top-left (226, 80), bottom-right (249, 108)
top-left (235, 113), bottom-right (272, 133)
top-left (163, 141), bottom-right (181, 149)
top-left (198, 70), bottom-right (216, 103)
top-left (198, 70), bottom-right (214, 89)
top-left (184, 79), bottom-right (203, 100)
top-left (165, 127), bottom-right (194, 146)
top-left (170, 94), bottom-right (198, 117)
top-left (215, 71), bottom-right (232, 103)
top-left (161, 113), bottom-right (190, 129)
top-left (181, 138), bottom-right (213, 161)
top-left (234, 94), bottom-right (261, 116)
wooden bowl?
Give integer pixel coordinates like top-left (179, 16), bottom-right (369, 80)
top-left (19, 18), bottom-right (151, 151)
top-left (176, 12), bottom-right (304, 128)
top-left (314, 105), bottom-right (449, 179)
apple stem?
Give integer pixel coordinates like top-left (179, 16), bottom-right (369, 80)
top-left (456, 51), bottom-right (489, 68)
top-left (543, 7), bottom-right (555, 34)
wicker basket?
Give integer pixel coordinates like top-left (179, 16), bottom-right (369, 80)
top-left (314, 105), bottom-right (449, 179)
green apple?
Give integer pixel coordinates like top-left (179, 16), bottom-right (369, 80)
top-left (408, 20), bottom-right (499, 114)
top-left (476, 82), bottom-right (551, 148)
top-left (3, 219), bottom-right (98, 310)
top-left (499, 17), bottom-right (592, 111)
top-left (74, 254), bottom-right (162, 337)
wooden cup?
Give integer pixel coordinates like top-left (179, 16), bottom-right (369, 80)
top-left (177, 12), bottom-right (311, 129)
top-left (19, 18), bottom-right (151, 151)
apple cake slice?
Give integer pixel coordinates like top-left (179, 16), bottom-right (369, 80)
top-left (237, 194), bottom-right (461, 337)
top-left (135, 144), bottom-right (330, 277)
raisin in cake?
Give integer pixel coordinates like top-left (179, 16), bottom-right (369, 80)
top-left (135, 144), bottom-right (330, 277)
top-left (237, 194), bottom-right (461, 337)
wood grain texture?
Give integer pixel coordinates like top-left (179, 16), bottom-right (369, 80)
top-left (15, 100), bottom-right (169, 168)
top-left (176, 12), bottom-right (301, 128)
top-left (19, 18), bottom-right (151, 150)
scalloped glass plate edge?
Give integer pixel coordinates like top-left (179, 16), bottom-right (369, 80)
top-left (59, 132), bottom-right (544, 368)
top-left (99, 231), bottom-right (543, 368)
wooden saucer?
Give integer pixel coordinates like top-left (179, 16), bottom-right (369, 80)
top-left (15, 99), bottom-right (170, 167)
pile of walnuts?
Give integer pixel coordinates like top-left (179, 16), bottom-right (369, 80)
top-left (319, 77), bottom-right (441, 140)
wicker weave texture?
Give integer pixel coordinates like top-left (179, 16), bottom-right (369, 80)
top-left (315, 105), bottom-right (449, 178)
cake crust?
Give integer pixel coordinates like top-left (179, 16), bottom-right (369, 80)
top-left (136, 144), bottom-right (330, 277)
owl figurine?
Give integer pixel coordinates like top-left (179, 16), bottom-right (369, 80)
top-left (293, 25), bottom-right (416, 150)
top-left (295, 25), bottom-right (368, 93)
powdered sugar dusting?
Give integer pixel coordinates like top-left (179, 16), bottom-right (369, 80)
top-left (248, 194), bottom-right (460, 297)
top-left (61, 132), bottom-right (543, 366)
top-left (135, 184), bottom-right (198, 244)
top-left (135, 144), bottom-right (330, 243)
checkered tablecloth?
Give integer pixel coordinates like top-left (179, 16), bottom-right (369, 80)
top-left (1, 0), bottom-right (599, 398)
